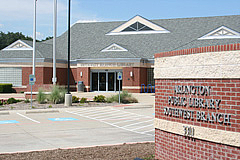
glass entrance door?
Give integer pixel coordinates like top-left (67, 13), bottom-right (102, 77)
top-left (99, 73), bottom-right (106, 91)
top-left (91, 71), bottom-right (122, 92)
top-left (92, 73), bottom-right (98, 91)
top-left (108, 73), bottom-right (114, 91)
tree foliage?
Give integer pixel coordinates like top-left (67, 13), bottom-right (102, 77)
top-left (0, 31), bottom-right (33, 50)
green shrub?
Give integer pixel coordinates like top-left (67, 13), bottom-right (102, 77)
top-left (7, 98), bottom-right (18, 104)
top-left (24, 99), bottom-right (30, 103)
top-left (93, 95), bottom-right (106, 102)
top-left (37, 88), bottom-right (46, 104)
top-left (106, 91), bottom-right (138, 104)
top-left (0, 84), bottom-right (12, 93)
top-left (0, 101), bottom-right (3, 106)
top-left (80, 97), bottom-right (87, 103)
top-left (48, 105), bottom-right (52, 108)
top-left (72, 96), bottom-right (80, 103)
top-left (20, 91), bottom-right (24, 93)
top-left (49, 85), bottom-right (66, 104)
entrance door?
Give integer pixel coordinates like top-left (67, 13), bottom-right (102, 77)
top-left (92, 73), bottom-right (98, 91)
top-left (108, 72), bottom-right (114, 91)
top-left (99, 73), bottom-right (106, 91)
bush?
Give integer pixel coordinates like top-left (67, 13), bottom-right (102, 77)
top-left (106, 91), bottom-right (138, 104)
top-left (37, 88), bottom-right (46, 104)
top-left (49, 85), bottom-right (66, 104)
top-left (48, 105), bottom-right (52, 108)
top-left (0, 84), bottom-right (12, 93)
top-left (72, 96), bottom-right (80, 103)
top-left (0, 101), bottom-right (2, 106)
top-left (24, 99), bottom-right (30, 103)
top-left (93, 95), bottom-right (106, 102)
top-left (7, 97), bottom-right (19, 104)
top-left (80, 97), bottom-right (87, 103)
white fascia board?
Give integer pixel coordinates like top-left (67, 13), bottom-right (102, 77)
top-left (198, 26), bottom-right (240, 40)
top-left (106, 30), bottom-right (170, 35)
top-left (2, 40), bottom-right (32, 50)
top-left (107, 15), bottom-right (170, 35)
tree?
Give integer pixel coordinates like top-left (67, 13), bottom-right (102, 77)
top-left (41, 36), bottom-right (53, 42)
top-left (0, 31), bottom-right (33, 50)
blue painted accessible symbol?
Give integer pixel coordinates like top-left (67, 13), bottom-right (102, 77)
top-left (0, 120), bottom-right (19, 124)
top-left (48, 117), bottom-right (78, 121)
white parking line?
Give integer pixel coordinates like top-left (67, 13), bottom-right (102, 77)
top-left (66, 110), bottom-right (153, 136)
top-left (111, 118), bottom-right (141, 125)
top-left (16, 113), bottom-right (40, 123)
top-left (81, 110), bottom-right (119, 117)
top-left (142, 129), bottom-right (155, 134)
top-left (131, 124), bottom-right (153, 131)
top-left (122, 119), bottom-right (153, 128)
top-left (94, 111), bottom-right (127, 119)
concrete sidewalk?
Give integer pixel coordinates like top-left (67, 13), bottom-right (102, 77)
top-left (0, 92), bottom-right (155, 107)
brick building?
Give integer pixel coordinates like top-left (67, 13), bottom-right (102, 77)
top-left (0, 15), bottom-right (239, 93)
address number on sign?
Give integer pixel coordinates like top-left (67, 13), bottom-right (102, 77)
top-left (183, 126), bottom-right (195, 137)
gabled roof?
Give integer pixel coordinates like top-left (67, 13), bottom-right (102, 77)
top-left (1, 15), bottom-right (240, 61)
top-left (2, 40), bottom-right (32, 50)
top-left (101, 43), bottom-right (128, 52)
top-left (198, 26), bottom-right (240, 40)
top-left (106, 15), bottom-right (170, 35)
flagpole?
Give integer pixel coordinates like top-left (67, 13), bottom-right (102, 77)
top-left (64, 0), bottom-right (72, 106)
top-left (52, 0), bottom-right (57, 85)
top-left (33, 0), bottom-right (36, 77)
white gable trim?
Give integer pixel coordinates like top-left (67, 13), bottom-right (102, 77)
top-left (2, 40), bottom-right (33, 51)
top-left (106, 15), bottom-right (170, 35)
top-left (198, 26), bottom-right (240, 40)
top-left (101, 43), bottom-right (128, 52)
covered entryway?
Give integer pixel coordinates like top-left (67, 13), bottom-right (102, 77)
top-left (91, 69), bottom-right (122, 92)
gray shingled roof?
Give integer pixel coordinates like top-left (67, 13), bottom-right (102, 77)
top-left (1, 15), bottom-right (239, 60)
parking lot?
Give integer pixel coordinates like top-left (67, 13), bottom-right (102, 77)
top-left (0, 105), bottom-right (154, 153)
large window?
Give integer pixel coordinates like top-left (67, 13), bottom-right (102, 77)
top-left (0, 67), bottom-right (22, 86)
top-left (147, 68), bottom-right (154, 86)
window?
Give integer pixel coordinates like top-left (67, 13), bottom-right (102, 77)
top-left (147, 68), bottom-right (154, 86)
top-left (0, 67), bottom-right (22, 86)
top-left (122, 22), bottom-right (154, 32)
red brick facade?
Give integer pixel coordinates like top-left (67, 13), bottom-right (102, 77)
top-left (123, 67), bottom-right (147, 93)
top-left (77, 67), bottom-right (90, 92)
top-left (155, 79), bottom-right (240, 133)
top-left (155, 129), bottom-right (240, 160)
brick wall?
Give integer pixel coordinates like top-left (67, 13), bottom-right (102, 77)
top-left (123, 67), bottom-right (147, 93)
top-left (155, 129), bottom-right (240, 160)
top-left (155, 79), bottom-right (240, 132)
top-left (77, 67), bottom-right (90, 91)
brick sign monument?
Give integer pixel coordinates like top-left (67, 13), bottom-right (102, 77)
top-left (154, 44), bottom-right (240, 159)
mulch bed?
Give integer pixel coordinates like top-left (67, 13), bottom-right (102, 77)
top-left (0, 101), bottom-right (119, 111)
top-left (0, 142), bottom-right (155, 160)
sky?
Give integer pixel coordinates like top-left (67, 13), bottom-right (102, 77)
top-left (0, 0), bottom-right (239, 40)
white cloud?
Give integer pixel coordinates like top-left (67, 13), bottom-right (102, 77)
top-left (36, 32), bottom-right (45, 40)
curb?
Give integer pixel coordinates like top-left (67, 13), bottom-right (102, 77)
top-left (26, 110), bottom-right (59, 114)
top-left (124, 105), bottom-right (153, 109)
top-left (0, 112), bottom-right (9, 115)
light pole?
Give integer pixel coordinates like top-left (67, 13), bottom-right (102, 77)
top-left (52, 0), bottom-right (57, 85)
top-left (64, 0), bottom-right (72, 106)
